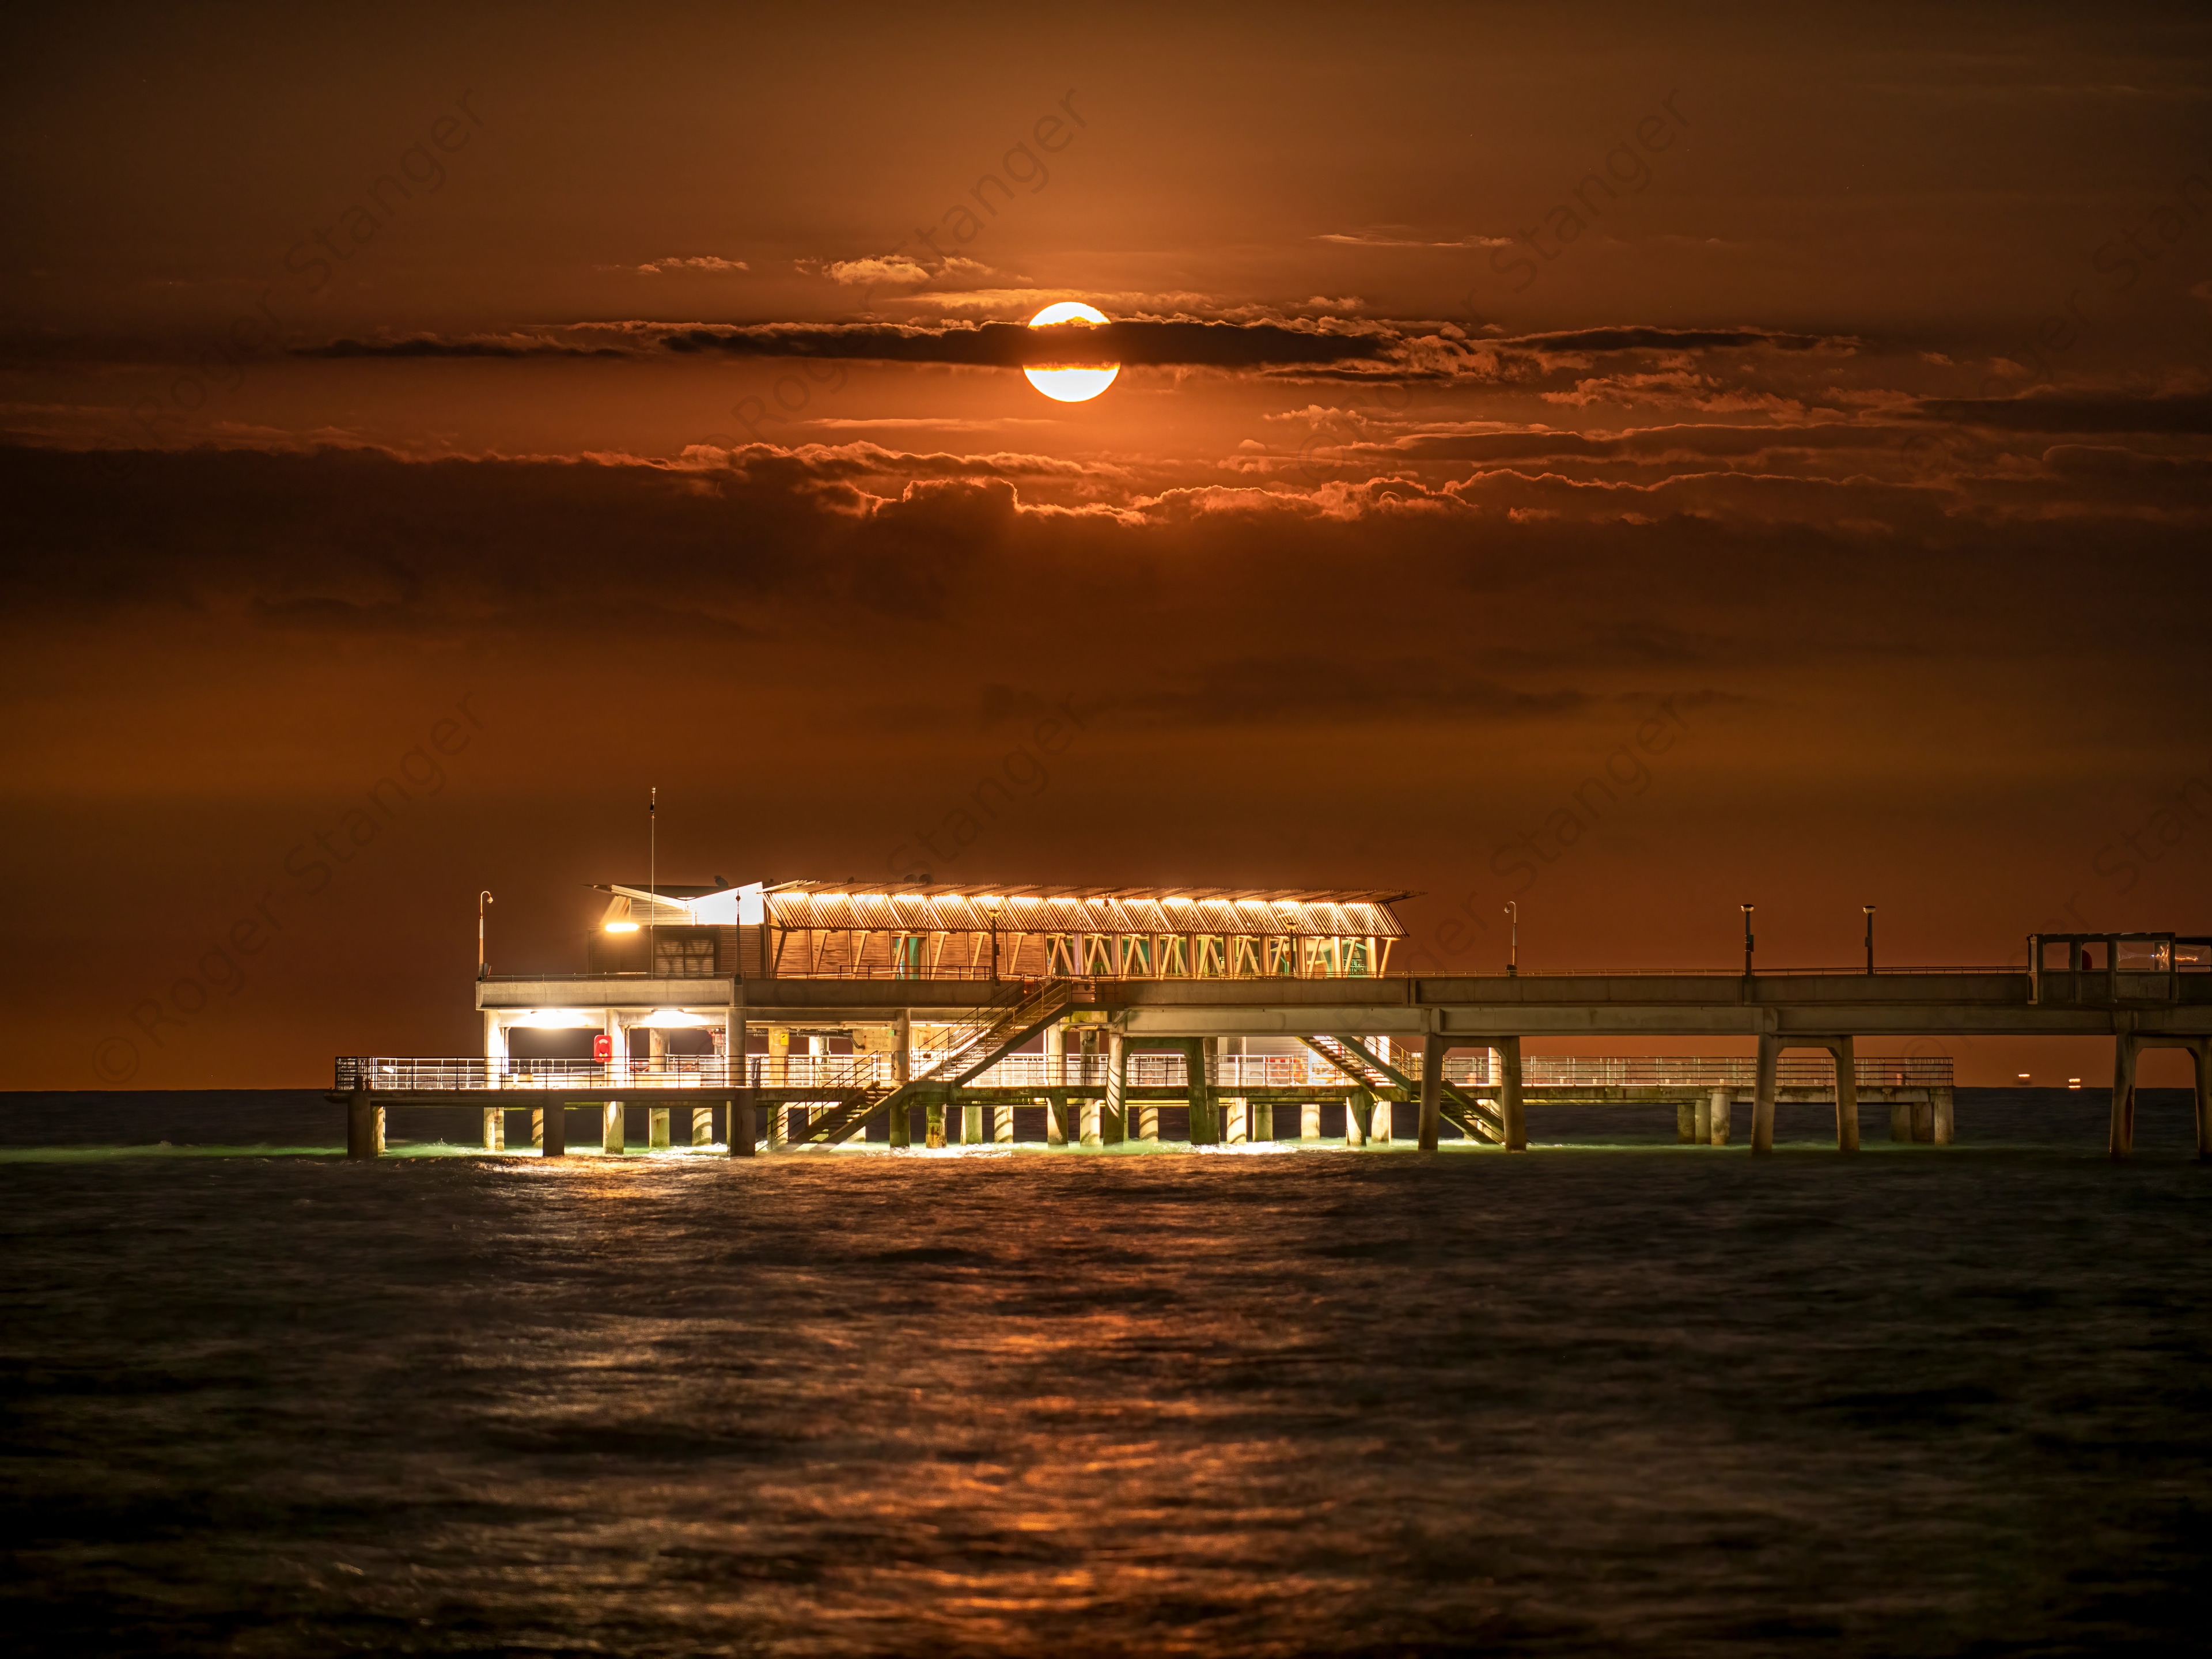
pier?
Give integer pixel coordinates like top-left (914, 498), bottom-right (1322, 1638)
top-left (331, 883), bottom-right (2212, 1160)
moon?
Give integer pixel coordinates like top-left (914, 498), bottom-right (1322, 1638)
top-left (1023, 301), bottom-right (1119, 402)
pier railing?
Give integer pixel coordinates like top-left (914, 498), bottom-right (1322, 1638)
top-left (335, 1051), bottom-right (1953, 1094)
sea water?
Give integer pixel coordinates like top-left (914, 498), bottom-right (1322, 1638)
top-left (3, 1089), bottom-right (2206, 1654)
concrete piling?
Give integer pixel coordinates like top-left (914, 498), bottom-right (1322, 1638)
top-left (994, 1102), bottom-right (1014, 1144)
top-left (649, 1107), bottom-right (670, 1150)
top-left (482, 1107), bottom-right (505, 1152)
top-left (603, 1102), bottom-right (624, 1154)
top-left (1301, 1101), bottom-right (1320, 1141)
top-left (1709, 1088), bottom-right (1730, 1146)
top-left (2195, 1043), bottom-right (2211, 1160)
top-left (346, 1087), bottom-right (382, 1160)
top-left (2109, 1033), bottom-right (2139, 1158)
top-left (1418, 1032), bottom-right (1445, 1150)
top-left (730, 1093), bottom-right (756, 1157)
top-left (1677, 1101), bottom-right (1698, 1143)
top-left (2194, 1044), bottom-right (2212, 1159)
top-left (691, 1105), bottom-right (713, 1147)
top-left (1345, 1087), bottom-right (1369, 1147)
top-left (1498, 1036), bottom-right (1527, 1152)
top-left (1752, 1034), bottom-right (1781, 1154)
top-left (540, 1104), bottom-right (566, 1157)
top-left (1831, 1036), bottom-right (1860, 1153)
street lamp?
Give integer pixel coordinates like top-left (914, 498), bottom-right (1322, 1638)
top-left (478, 890), bottom-right (494, 980)
top-left (1741, 903), bottom-right (1755, 978)
top-left (983, 895), bottom-right (1003, 983)
top-left (1504, 901), bottom-right (1518, 976)
top-left (1863, 904), bottom-right (1876, 975)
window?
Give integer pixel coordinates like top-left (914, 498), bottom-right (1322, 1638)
top-left (654, 933), bottom-right (717, 975)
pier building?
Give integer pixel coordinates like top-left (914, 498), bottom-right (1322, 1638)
top-left (332, 882), bottom-right (2212, 1161)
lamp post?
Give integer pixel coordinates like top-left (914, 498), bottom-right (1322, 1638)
top-left (984, 895), bottom-right (1002, 983)
top-left (1741, 903), bottom-right (1755, 978)
top-left (1504, 901), bottom-right (1518, 976)
top-left (1863, 904), bottom-right (1876, 975)
top-left (478, 890), bottom-right (494, 980)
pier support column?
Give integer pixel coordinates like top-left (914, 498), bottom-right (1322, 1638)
top-left (1709, 1088), bottom-right (1731, 1146)
top-left (888, 1092), bottom-right (911, 1148)
top-left (2109, 1033), bottom-right (2140, 1159)
top-left (1752, 1034), bottom-right (1781, 1154)
top-left (961, 1098), bottom-right (984, 1145)
top-left (728, 1001), bottom-right (755, 1156)
top-left (692, 1105), bottom-right (713, 1147)
top-left (347, 1087), bottom-right (381, 1160)
top-left (1890, 1096), bottom-right (1913, 1143)
top-left (1345, 1088), bottom-right (1369, 1147)
top-left (1911, 1097), bottom-right (1935, 1142)
top-left (1372, 1094), bottom-right (1392, 1144)
top-left (1046, 1094), bottom-right (1067, 1145)
top-left (1677, 1100), bottom-right (1698, 1143)
top-left (925, 1097), bottom-right (945, 1149)
top-left (1828, 1035), bottom-right (1859, 1153)
top-left (482, 1108), bottom-right (505, 1152)
top-left (1226, 1097), bottom-right (1247, 1144)
top-left (1932, 1085), bottom-right (1955, 1145)
top-left (603, 1102), bottom-right (624, 1154)
top-left (1106, 1031), bottom-right (1128, 1144)
top-left (771, 1103), bottom-right (789, 1151)
top-left (649, 1107), bottom-right (671, 1150)
top-left (1188, 1038), bottom-right (1218, 1145)
top-left (2193, 1041), bottom-right (2211, 1161)
top-left (539, 1105), bottom-right (567, 1157)
top-left (532, 1107), bottom-right (545, 1150)
top-left (994, 1101), bottom-right (1014, 1144)
top-left (1301, 1101), bottom-right (1320, 1141)
top-left (1497, 1036), bottom-right (1527, 1152)
top-left (1418, 1032), bottom-right (1445, 1151)
top-left (1081, 1099), bottom-right (1102, 1147)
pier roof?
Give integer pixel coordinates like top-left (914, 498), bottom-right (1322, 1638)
top-left (592, 881), bottom-right (1409, 937)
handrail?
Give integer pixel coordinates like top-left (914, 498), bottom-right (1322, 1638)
top-left (336, 1050), bottom-right (1955, 1093)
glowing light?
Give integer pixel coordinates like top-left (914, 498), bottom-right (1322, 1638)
top-left (1024, 302), bottom-right (1119, 402)
top-left (604, 921), bottom-right (640, 933)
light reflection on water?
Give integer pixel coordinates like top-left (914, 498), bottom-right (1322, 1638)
top-left (2, 1090), bottom-right (2207, 1654)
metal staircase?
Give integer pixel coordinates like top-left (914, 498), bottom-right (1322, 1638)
top-left (787, 978), bottom-right (1086, 1148)
top-left (1300, 1034), bottom-right (1505, 1143)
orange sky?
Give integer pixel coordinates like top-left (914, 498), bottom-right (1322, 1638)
top-left (4, 1), bottom-right (2210, 1089)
